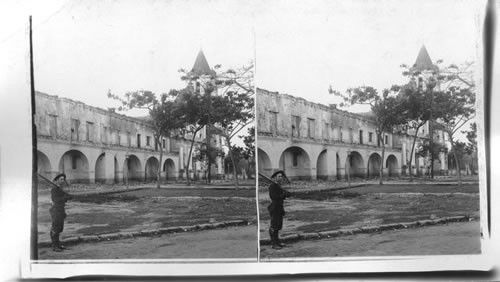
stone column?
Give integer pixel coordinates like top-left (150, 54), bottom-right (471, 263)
top-left (327, 148), bottom-right (337, 180)
top-left (179, 146), bottom-right (184, 178)
top-left (217, 156), bottom-right (222, 175)
top-left (440, 151), bottom-right (446, 170)
top-left (104, 153), bottom-right (115, 184)
top-left (402, 142), bottom-right (407, 166)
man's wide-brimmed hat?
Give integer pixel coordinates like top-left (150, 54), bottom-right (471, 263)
top-left (271, 170), bottom-right (286, 178)
top-left (270, 170), bottom-right (291, 185)
top-left (53, 173), bottom-right (66, 181)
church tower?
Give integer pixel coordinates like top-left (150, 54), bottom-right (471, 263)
top-left (410, 45), bottom-right (440, 91)
top-left (188, 49), bottom-right (217, 95)
top-left (187, 49), bottom-right (224, 179)
top-left (409, 45), bottom-right (449, 176)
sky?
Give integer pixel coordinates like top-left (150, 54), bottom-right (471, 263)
top-left (254, 0), bottom-right (484, 112)
top-left (2, 0), bottom-right (256, 116)
top-left (1, 0), bottom-right (485, 129)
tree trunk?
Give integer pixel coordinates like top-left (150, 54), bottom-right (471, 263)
top-left (378, 131), bottom-right (385, 185)
top-left (380, 143), bottom-right (385, 185)
top-left (347, 153), bottom-right (351, 188)
top-left (184, 129), bottom-right (199, 186)
top-left (157, 135), bottom-right (163, 189)
top-left (185, 129), bottom-right (200, 186)
top-left (225, 136), bottom-right (239, 189)
top-left (408, 125), bottom-right (423, 182)
top-left (125, 156), bottom-right (129, 189)
top-left (448, 133), bottom-right (462, 186)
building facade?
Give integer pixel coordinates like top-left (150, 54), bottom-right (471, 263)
top-left (256, 89), bottom-right (402, 180)
top-left (35, 50), bottom-right (229, 184)
top-left (256, 46), bottom-right (455, 180)
top-left (36, 91), bottom-right (174, 184)
top-left (35, 91), bottom-right (223, 184)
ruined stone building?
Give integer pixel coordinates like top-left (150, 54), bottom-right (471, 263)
top-left (35, 50), bottom-right (225, 184)
top-left (257, 46), bottom-right (453, 180)
top-left (257, 89), bottom-right (402, 180)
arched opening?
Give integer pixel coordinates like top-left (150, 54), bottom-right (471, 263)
top-left (346, 151), bottom-right (365, 179)
top-left (145, 157), bottom-right (159, 182)
top-left (386, 155), bottom-right (399, 177)
top-left (95, 153), bottom-right (106, 183)
top-left (279, 146), bottom-right (311, 180)
top-left (125, 155), bottom-right (142, 182)
top-left (257, 148), bottom-right (272, 176)
top-left (163, 158), bottom-right (176, 181)
top-left (58, 150), bottom-right (90, 184)
top-left (37, 150), bottom-right (52, 179)
top-left (316, 149), bottom-right (328, 180)
top-left (367, 153), bottom-right (382, 178)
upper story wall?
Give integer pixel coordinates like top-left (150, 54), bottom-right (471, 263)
top-left (257, 88), bottom-right (396, 148)
top-left (35, 91), bottom-right (203, 153)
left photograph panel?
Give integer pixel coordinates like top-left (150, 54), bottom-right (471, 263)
top-left (32, 1), bottom-right (256, 261)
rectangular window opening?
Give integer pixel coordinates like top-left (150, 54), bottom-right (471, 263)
top-left (307, 118), bottom-right (315, 139)
top-left (86, 122), bottom-right (94, 142)
top-left (49, 114), bottom-right (57, 137)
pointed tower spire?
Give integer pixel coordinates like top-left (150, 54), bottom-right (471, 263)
top-left (190, 49), bottom-right (216, 77)
top-left (411, 45), bottom-right (438, 72)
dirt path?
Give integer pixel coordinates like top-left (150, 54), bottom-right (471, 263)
top-left (260, 221), bottom-right (481, 259)
top-left (39, 225), bottom-right (258, 260)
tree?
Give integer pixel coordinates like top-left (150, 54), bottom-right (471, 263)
top-left (432, 87), bottom-right (475, 186)
top-left (172, 87), bottom-right (211, 185)
top-left (396, 85), bottom-right (433, 181)
top-left (224, 146), bottom-right (243, 175)
top-left (463, 122), bottom-right (478, 174)
top-left (179, 61), bottom-right (254, 188)
top-left (194, 142), bottom-right (224, 182)
top-left (108, 90), bottom-right (181, 189)
top-left (437, 61), bottom-right (475, 89)
top-left (448, 140), bottom-right (467, 174)
top-left (401, 60), bottom-right (475, 179)
top-left (240, 126), bottom-right (255, 159)
top-left (416, 140), bottom-right (448, 177)
top-left (329, 85), bottom-right (404, 184)
top-left (211, 91), bottom-right (254, 188)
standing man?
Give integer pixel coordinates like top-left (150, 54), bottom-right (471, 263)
top-left (267, 170), bottom-right (292, 250)
top-left (50, 173), bottom-right (72, 252)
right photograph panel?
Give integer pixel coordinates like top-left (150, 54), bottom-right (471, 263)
top-left (256, 0), bottom-right (483, 260)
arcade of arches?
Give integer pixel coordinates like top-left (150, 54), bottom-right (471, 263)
top-left (37, 141), bottom-right (179, 184)
top-left (257, 139), bottom-right (401, 181)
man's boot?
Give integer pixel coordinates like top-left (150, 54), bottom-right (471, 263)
top-left (56, 232), bottom-right (66, 250)
top-left (51, 231), bottom-right (63, 252)
top-left (275, 230), bottom-right (286, 247)
top-left (270, 229), bottom-right (281, 250)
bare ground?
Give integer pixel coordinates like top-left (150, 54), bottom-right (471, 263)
top-left (38, 187), bottom-right (257, 242)
top-left (259, 183), bottom-right (480, 237)
top-left (39, 225), bottom-right (258, 260)
top-left (260, 221), bottom-right (481, 259)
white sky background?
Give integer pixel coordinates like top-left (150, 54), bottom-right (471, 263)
top-left (1, 0), bottom-right (484, 134)
top-left (255, 0), bottom-right (483, 113)
top-left (2, 0), bottom-right (256, 116)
